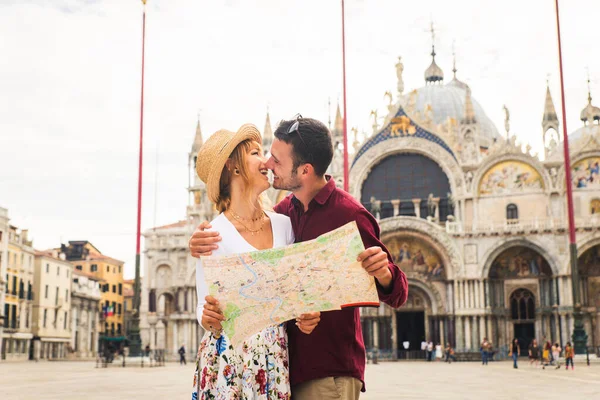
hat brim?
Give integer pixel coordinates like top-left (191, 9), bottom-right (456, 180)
top-left (200, 124), bottom-right (262, 204)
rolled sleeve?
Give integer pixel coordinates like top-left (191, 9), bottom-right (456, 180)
top-left (354, 209), bottom-right (408, 309)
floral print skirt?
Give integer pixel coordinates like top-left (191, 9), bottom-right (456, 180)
top-left (192, 324), bottom-right (290, 400)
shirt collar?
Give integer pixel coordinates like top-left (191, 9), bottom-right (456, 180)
top-left (291, 175), bottom-right (336, 209)
top-left (313, 175), bottom-right (336, 205)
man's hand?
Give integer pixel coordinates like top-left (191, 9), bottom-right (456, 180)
top-left (358, 246), bottom-right (392, 289)
top-left (189, 221), bottom-right (222, 258)
top-left (201, 295), bottom-right (225, 332)
top-left (296, 312), bottom-right (321, 334)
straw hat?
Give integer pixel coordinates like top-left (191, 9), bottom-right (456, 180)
top-left (196, 123), bottom-right (262, 204)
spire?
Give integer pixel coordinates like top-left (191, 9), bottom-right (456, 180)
top-left (542, 82), bottom-right (558, 124)
top-left (262, 108), bottom-right (273, 154)
top-left (447, 41), bottom-right (468, 90)
top-left (462, 86), bottom-right (476, 124)
top-left (424, 21), bottom-right (444, 85)
top-left (334, 102), bottom-right (343, 134)
top-left (191, 114), bottom-right (203, 154)
top-left (580, 71), bottom-right (600, 125)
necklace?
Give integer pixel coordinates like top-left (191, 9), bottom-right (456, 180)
top-left (229, 210), bottom-right (267, 236)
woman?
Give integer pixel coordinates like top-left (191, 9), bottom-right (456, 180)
top-left (191, 124), bottom-right (319, 399)
top-left (509, 338), bottom-right (520, 369)
top-left (552, 342), bottom-right (561, 369)
top-left (435, 343), bottom-right (443, 361)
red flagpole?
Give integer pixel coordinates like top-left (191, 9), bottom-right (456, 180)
top-left (341, 0), bottom-right (349, 192)
top-left (136, 5), bottom-right (146, 257)
top-left (554, 0), bottom-right (586, 353)
top-left (129, 0), bottom-right (146, 355)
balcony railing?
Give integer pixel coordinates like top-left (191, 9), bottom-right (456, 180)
top-left (446, 216), bottom-right (600, 235)
top-left (361, 197), bottom-right (454, 223)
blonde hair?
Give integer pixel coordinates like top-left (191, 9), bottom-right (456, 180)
top-left (215, 140), bottom-right (262, 213)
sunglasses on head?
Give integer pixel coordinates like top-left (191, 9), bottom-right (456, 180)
top-left (284, 113), bottom-right (312, 165)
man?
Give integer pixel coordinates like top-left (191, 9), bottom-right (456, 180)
top-left (178, 344), bottom-right (186, 365)
top-left (190, 116), bottom-right (408, 399)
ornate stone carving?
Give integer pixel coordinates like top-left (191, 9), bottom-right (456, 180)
top-left (379, 216), bottom-right (464, 278)
top-left (349, 137), bottom-right (464, 198)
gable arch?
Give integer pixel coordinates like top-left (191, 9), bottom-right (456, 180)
top-left (558, 151), bottom-right (600, 191)
top-left (408, 278), bottom-right (446, 315)
top-left (473, 154), bottom-right (550, 197)
top-left (350, 137), bottom-right (464, 201)
top-left (379, 216), bottom-right (462, 279)
top-left (481, 238), bottom-right (560, 278)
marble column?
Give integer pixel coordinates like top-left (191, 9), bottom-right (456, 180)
top-left (391, 200), bottom-right (400, 217)
top-left (479, 280), bottom-right (485, 309)
top-left (456, 317), bottom-right (464, 350)
top-left (412, 199), bottom-right (421, 218)
top-left (453, 281), bottom-right (459, 311)
top-left (568, 313), bottom-right (574, 341)
top-left (473, 317), bottom-right (479, 349)
top-left (447, 282), bottom-right (454, 314)
top-left (465, 317), bottom-right (472, 351)
top-left (474, 281), bottom-right (480, 309)
top-left (440, 318), bottom-right (446, 347)
top-left (487, 317), bottom-right (494, 344)
top-left (172, 320), bottom-right (179, 356)
top-left (433, 198), bottom-right (440, 221)
top-left (559, 314), bottom-right (567, 346)
top-left (373, 320), bottom-right (380, 348)
top-left (558, 277), bottom-right (564, 306)
top-left (480, 316), bottom-right (487, 340)
top-left (465, 281), bottom-right (471, 309)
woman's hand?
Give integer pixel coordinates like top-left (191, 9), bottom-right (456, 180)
top-left (296, 312), bottom-right (321, 334)
top-left (201, 295), bottom-right (225, 333)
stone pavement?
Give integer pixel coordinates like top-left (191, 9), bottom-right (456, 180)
top-left (1, 359), bottom-right (599, 399)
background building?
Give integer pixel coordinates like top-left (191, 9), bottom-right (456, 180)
top-left (1, 224), bottom-right (34, 361)
top-left (0, 207), bottom-right (9, 358)
top-left (60, 242), bottom-right (125, 339)
top-left (32, 250), bottom-right (73, 360)
top-left (140, 35), bottom-right (600, 360)
top-left (350, 41), bottom-right (600, 358)
top-left (70, 271), bottom-right (101, 359)
top-left (123, 278), bottom-right (135, 338)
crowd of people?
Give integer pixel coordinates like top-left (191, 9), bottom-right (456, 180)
top-left (515, 337), bottom-right (575, 370)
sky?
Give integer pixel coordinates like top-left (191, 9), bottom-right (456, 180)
top-left (1, 0), bottom-right (599, 279)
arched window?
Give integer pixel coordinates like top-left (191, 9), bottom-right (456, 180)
top-left (506, 203), bottom-right (519, 222)
top-left (510, 289), bottom-right (535, 321)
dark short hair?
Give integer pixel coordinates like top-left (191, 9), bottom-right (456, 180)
top-left (274, 117), bottom-right (333, 176)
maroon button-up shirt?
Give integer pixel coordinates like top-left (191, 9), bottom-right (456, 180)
top-left (274, 177), bottom-right (408, 390)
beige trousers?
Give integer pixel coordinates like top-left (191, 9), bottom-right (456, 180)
top-left (292, 377), bottom-right (362, 400)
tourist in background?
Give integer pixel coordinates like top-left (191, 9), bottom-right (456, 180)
top-left (435, 343), bottom-right (443, 361)
top-left (552, 342), bottom-right (561, 369)
top-left (529, 339), bottom-right (540, 368)
top-left (509, 338), bottom-right (520, 369)
top-left (565, 342), bottom-right (574, 370)
top-left (480, 337), bottom-right (490, 365)
top-left (427, 341), bottom-right (434, 361)
top-left (445, 343), bottom-right (457, 363)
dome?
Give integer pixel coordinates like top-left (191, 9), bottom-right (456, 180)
top-left (580, 103), bottom-right (600, 124)
top-left (424, 59), bottom-right (444, 84)
top-left (404, 84), bottom-right (502, 147)
top-left (569, 124), bottom-right (600, 143)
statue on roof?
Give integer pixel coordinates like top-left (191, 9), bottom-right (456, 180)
top-left (396, 56), bottom-right (404, 95)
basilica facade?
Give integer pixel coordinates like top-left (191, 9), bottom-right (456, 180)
top-left (140, 42), bottom-right (600, 360)
top-left (352, 47), bottom-right (600, 357)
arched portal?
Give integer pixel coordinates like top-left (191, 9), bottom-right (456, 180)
top-left (509, 288), bottom-right (536, 351)
top-left (487, 246), bottom-right (555, 351)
